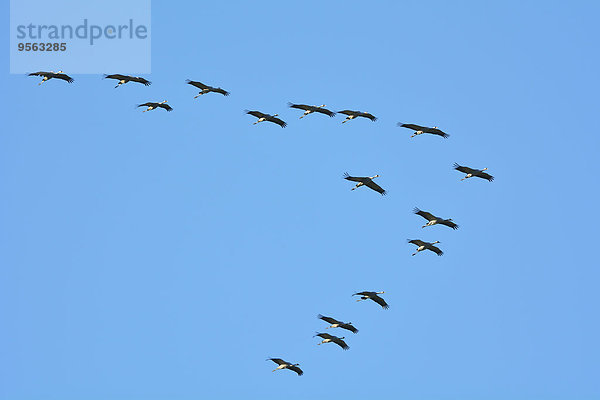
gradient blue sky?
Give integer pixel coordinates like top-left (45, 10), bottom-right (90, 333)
top-left (2, 1), bottom-right (599, 399)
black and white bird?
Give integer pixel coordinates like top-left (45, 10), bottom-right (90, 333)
top-left (398, 123), bottom-right (449, 138)
top-left (137, 101), bottom-right (172, 112)
top-left (408, 239), bottom-right (443, 256)
top-left (28, 71), bottom-right (73, 85)
top-left (413, 208), bottom-right (459, 230)
top-left (338, 110), bottom-right (377, 123)
top-left (314, 333), bottom-right (350, 350)
top-left (104, 74), bottom-right (151, 88)
top-left (317, 314), bottom-right (358, 334)
top-left (288, 103), bottom-right (336, 119)
top-left (245, 110), bottom-right (287, 128)
top-left (353, 291), bottom-right (389, 309)
top-left (343, 173), bottom-right (386, 195)
top-left (267, 358), bottom-right (303, 376)
top-left (186, 80), bottom-right (229, 97)
top-left (453, 163), bottom-right (494, 182)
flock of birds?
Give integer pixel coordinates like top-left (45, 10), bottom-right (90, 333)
top-left (27, 70), bottom-right (495, 377)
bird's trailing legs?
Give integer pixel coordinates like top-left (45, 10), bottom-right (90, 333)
top-left (115, 80), bottom-right (126, 88)
top-left (411, 130), bottom-right (423, 138)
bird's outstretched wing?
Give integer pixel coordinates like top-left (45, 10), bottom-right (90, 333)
top-left (340, 323), bottom-right (358, 334)
top-left (409, 239), bottom-right (426, 247)
top-left (475, 171), bottom-right (494, 181)
top-left (428, 245), bottom-right (444, 256)
top-left (318, 315), bottom-right (341, 325)
top-left (268, 116), bottom-right (287, 128)
top-left (186, 80), bottom-right (210, 90)
top-left (54, 73), bottom-right (74, 83)
top-left (370, 294), bottom-right (389, 309)
top-left (440, 219), bottom-right (459, 229)
top-left (365, 179), bottom-right (386, 195)
top-left (288, 365), bottom-right (303, 375)
top-left (137, 102), bottom-right (154, 108)
top-left (28, 71), bottom-right (50, 77)
top-left (359, 112), bottom-right (377, 121)
top-left (267, 358), bottom-right (286, 365)
top-left (343, 172), bottom-right (364, 182)
top-left (315, 332), bottom-right (333, 340)
top-left (414, 208), bottom-right (437, 221)
top-left (398, 123), bottom-right (426, 131)
top-left (425, 127), bottom-right (448, 138)
top-left (158, 103), bottom-right (173, 111)
top-left (453, 163), bottom-right (476, 175)
top-left (246, 110), bottom-right (268, 119)
top-left (288, 103), bottom-right (312, 111)
top-left (130, 76), bottom-right (151, 86)
top-left (212, 87), bottom-right (229, 96)
top-left (333, 337), bottom-right (350, 350)
top-left (314, 107), bottom-right (336, 117)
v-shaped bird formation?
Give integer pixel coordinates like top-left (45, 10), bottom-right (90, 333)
top-left (27, 69), bottom-right (495, 376)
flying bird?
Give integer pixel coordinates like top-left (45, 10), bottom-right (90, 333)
top-left (413, 208), bottom-right (459, 230)
top-left (408, 239), bottom-right (444, 256)
top-left (314, 333), bottom-right (349, 350)
top-left (343, 172), bottom-right (386, 195)
top-left (186, 80), bottom-right (230, 97)
top-left (338, 110), bottom-right (377, 123)
top-left (104, 74), bottom-right (151, 88)
top-left (398, 123), bottom-right (449, 138)
top-left (245, 110), bottom-right (287, 127)
top-left (453, 163), bottom-right (494, 181)
top-left (28, 71), bottom-right (73, 85)
top-left (267, 358), bottom-right (303, 376)
top-left (353, 291), bottom-right (389, 309)
top-left (137, 101), bottom-right (172, 112)
top-left (317, 314), bottom-right (358, 334)
top-left (288, 103), bottom-right (336, 119)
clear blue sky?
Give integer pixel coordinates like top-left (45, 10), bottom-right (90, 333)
top-left (2, 1), bottom-right (599, 399)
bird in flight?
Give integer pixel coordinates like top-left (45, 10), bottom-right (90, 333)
top-left (343, 173), bottom-right (386, 195)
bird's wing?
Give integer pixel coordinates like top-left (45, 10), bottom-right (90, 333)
top-left (318, 315), bottom-right (340, 325)
top-left (359, 112), bottom-right (377, 121)
top-left (54, 73), bottom-right (74, 82)
top-left (315, 332), bottom-right (333, 339)
top-left (288, 365), bottom-right (303, 376)
top-left (341, 324), bottom-right (358, 334)
top-left (370, 295), bottom-right (389, 309)
top-left (137, 102), bottom-right (154, 108)
top-left (268, 116), bottom-right (287, 128)
top-left (413, 208), bottom-right (436, 221)
top-left (268, 358), bottom-right (286, 365)
top-left (186, 80), bottom-right (209, 89)
top-left (343, 172), bottom-right (366, 183)
top-left (158, 103), bottom-right (173, 111)
top-left (409, 239), bottom-right (426, 247)
top-left (398, 123), bottom-right (425, 131)
top-left (453, 163), bottom-right (476, 175)
top-left (314, 107), bottom-right (336, 117)
top-left (428, 245), bottom-right (444, 256)
top-left (246, 110), bottom-right (267, 119)
top-left (425, 127), bottom-right (449, 138)
top-left (353, 291), bottom-right (372, 297)
top-left (28, 71), bottom-right (49, 77)
top-left (365, 179), bottom-right (386, 195)
top-left (440, 219), bottom-right (459, 229)
top-left (333, 337), bottom-right (350, 350)
top-left (131, 76), bottom-right (151, 85)
top-left (338, 110), bottom-right (357, 116)
top-left (288, 103), bottom-right (311, 111)
top-left (104, 74), bottom-right (126, 80)
top-left (475, 171), bottom-right (494, 181)
top-left (213, 87), bottom-right (229, 96)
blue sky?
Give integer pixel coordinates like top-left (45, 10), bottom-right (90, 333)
top-left (2, 1), bottom-right (599, 399)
